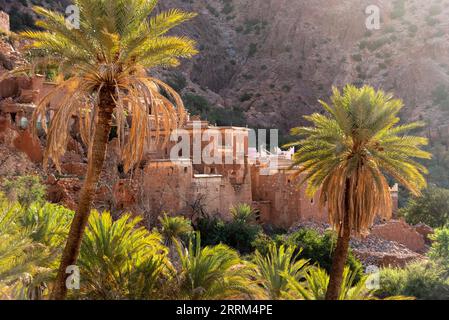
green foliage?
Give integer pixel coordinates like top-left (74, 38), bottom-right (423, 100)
top-left (183, 93), bottom-right (247, 126)
top-left (2, 175), bottom-right (46, 208)
top-left (158, 213), bottom-right (193, 246)
top-left (431, 84), bottom-right (449, 110)
top-left (221, 0), bottom-right (234, 15)
top-left (9, 10), bottom-right (36, 32)
top-left (183, 93), bottom-right (211, 115)
top-left (77, 211), bottom-right (171, 300)
top-left (176, 233), bottom-right (254, 299)
top-left (391, 0), bottom-right (406, 19)
top-left (165, 72), bottom-right (187, 92)
top-left (399, 186), bottom-right (449, 228)
top-left (286, 266), bottom-right (410, 300)
top-left (240, 92), bottom-right (253, 102)
top-left (19, 202), bottom-right (73, 247)
top-left (196, 206), bottom-right (262, 254)
top-left (0, 197), bottom-right (72, 299)
top-left (230, 203), bottom-right (255, 223)
top-left (378, 261), bottom-right (449, 300)
top-left (251, 244), bottom-right (309, 299)
top-left (248, 43), bottom-right (257, 58)
top-left (428, 227), bottom-right (449, 267)
top-left (253, 228), bottom-right (363, 282)
top-left (286, 85), bottom-right (430, 237)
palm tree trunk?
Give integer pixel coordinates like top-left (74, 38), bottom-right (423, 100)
top-left (51, 87), bottom-right (115, 300)
top-left (325, 179), bottom-right (351, 300)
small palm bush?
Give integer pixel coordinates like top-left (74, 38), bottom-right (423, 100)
top-left (0, 197), bottom-right (72, 299)
top-left (76, 211), bottom-right (172, 300)
top-left (251, 244), bottom-right (309, 299)
top-left (176, 234), bottom-right (255, 300)
top-left (286, 266), bottom-right (413, 300)
top-left (19, 202), bottom-right (73, 247)
top-left (230, 203), bottom-right (255, 223)
top-left (286, 267), bottom-right (371, 300)
top-left (252, 229), bottom-right (363, 281)
top-left (158, 213), bottom-right (193, 246)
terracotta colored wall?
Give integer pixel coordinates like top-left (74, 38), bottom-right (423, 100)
top-left (251, 165), bottom-right (327, 228)
top-left (371, 220), bottom-right (426, 253)
top-left (0, 11), bottom-right (9, 33)
top-left (13, 129), bottom-right (43, 163)
top-left (141, 159), bottom-right (193, 217)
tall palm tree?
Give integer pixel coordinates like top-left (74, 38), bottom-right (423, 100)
top-left (20, 0), bottom-right (198, 299)
top-left (287, 85), bottom-right (431, 300)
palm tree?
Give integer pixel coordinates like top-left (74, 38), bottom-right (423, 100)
top-left (251, 244), bottom-right (309, 299)
top-left (284, 266), bottom-right (413, 300)
top-left (158, 213), bottom-right (193, 247)
top-left (20, 0), bottom-right (197, 299)
top-left (287, 85), bottom-right (431, 299)
top-left (77, 211), bottom-right (171, 299)
top-left (0, 197), bottom-right (72, 299)
top-left (176, 233), bottom-right (255, 300)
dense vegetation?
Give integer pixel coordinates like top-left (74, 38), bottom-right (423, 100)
top-left (0, 177), bottom-right (418, 300)
top-left (1, 195), bottom-right (406, 300)
top-left (399, 186), bottom-right (449, 228)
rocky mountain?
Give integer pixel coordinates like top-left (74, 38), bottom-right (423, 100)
top-left (2, 0), bottom-right (449, 184)
top-left (2, 0), bottom-right (449, 134)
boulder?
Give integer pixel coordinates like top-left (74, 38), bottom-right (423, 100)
top-left (414, 223), bottom-right (434, 246)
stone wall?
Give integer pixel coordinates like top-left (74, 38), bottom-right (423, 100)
top-left (370, 220), bottom-right (427, 253)
top-left (251, 165), bottom-right (327, 228)
top-left (141, 159), bottom-right (194, 219)
top-left (0, 11), bottom-right (9, 33)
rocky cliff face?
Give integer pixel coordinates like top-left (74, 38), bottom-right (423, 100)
top-left (159, 0), bottom-right (449, 137)
top-left (2, 0), bottom-right (449, 138)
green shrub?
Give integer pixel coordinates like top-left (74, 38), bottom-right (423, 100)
top-left (9, 10), bottom-right (36, 32)
top-left (240, 92), bottom-right (253, 102)
top-left (2, 175), bottom-right (46, 208)
top-left (248, 43), bottom-right (257, 58)
top-left (183, 93), bottom-right (210, 116)
top-left (195, 208), bottom-right (262, 254)
top-left (378, 261), bottom-right (449, 300)
top-left (351, 54), bottom-right (362, 62)
top-left (391, 0), bottom-right (406, 19)
top-left (426, 16), bottom-right (439, 26)
top-left (431, 84), bottom-right (449, 109)
top-left (398, 186), bottom-right (449, 228)
top-left (165, 72), bottom-right (187, 92)
top-left (428, 227), bottom-right (449, 267)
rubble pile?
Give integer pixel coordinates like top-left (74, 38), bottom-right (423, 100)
top-left (291, 219), bottom-right (429, 268)
top-left (351, 235), bottom-right (425, 268)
